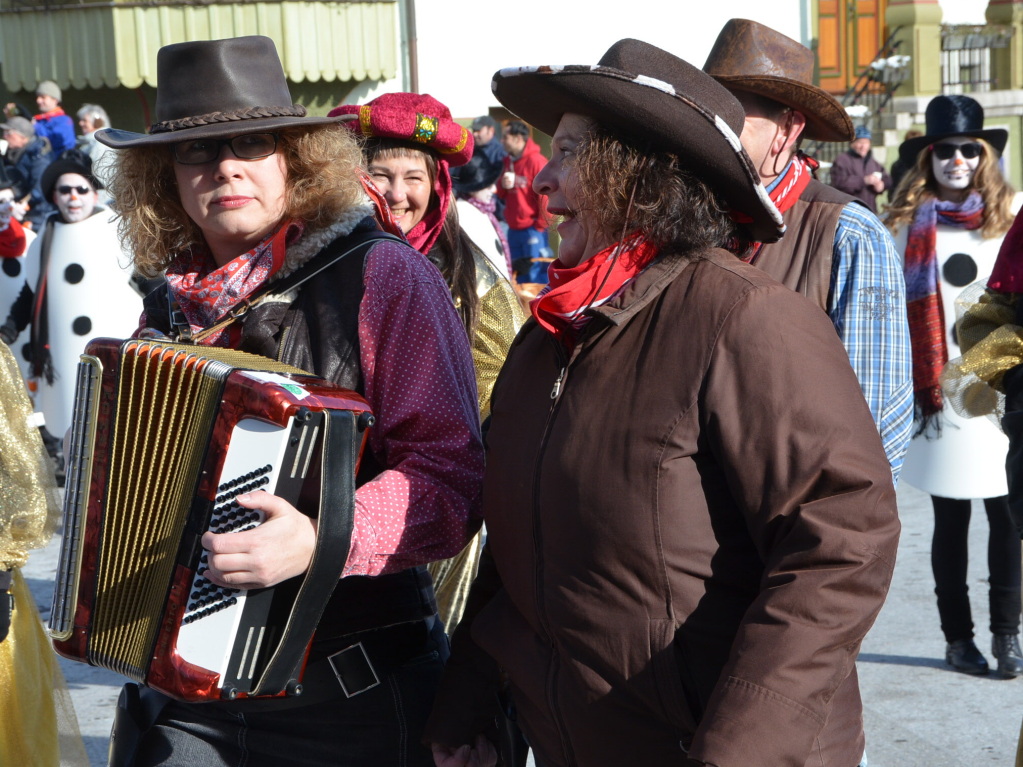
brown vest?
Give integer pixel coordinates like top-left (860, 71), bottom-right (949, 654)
top-left (751, 179), bottom-right (855, 311)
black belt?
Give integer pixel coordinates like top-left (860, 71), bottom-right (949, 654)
top-left (223, 616), bottom-right (440, 710)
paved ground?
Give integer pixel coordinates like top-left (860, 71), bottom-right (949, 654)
top-left (21, 481), bottom-right (1022, 766)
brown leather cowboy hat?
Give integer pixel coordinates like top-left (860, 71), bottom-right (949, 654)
top-left (96, 36), bottom-right (349, 149)
top-left (703, 19), bottom-right (854, 143)
top-left (491, 38), bottom-right (784, 243)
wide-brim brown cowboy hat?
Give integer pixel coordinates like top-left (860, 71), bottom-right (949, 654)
top-left (490, 38), bottom-right (784, 243)
top-left (898, 94), bottom-right (1008, 167)
top-left (96, 35), bottom-right (350, 150)
top-left (703, 19), bottom-right (854, 143)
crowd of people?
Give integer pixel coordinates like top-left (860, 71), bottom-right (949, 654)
top-left (0, 19), bottom-right (1021, 767)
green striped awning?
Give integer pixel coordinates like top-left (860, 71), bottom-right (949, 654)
top-left (0, 1), bottom-right (398, 92)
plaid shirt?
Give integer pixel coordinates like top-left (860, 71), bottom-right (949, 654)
top-left (828, 203), bottom-right (913, 483)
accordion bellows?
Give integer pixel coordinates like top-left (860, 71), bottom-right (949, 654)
top-left (50, 338), bottom-right (372, 702)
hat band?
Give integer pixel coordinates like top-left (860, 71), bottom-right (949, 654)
top-left (149, 104), bottom-right (308, 135)
top-left (357, 104), bottom-right (470, 156)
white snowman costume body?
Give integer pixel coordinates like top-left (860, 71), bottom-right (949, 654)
top-left (22, 208), bottom-right (141, 436)
top-left (897, 193), bottom-right (1023, 499)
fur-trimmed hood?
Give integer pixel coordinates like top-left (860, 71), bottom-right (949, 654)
top-left (275, 196), bottom-right (376, 281)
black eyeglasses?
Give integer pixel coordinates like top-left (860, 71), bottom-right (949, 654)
top-left (931, 142), bottom-right (983, 160)
top-left (172, 133), bottom-right (279, 165)
top-left (57, 185), bottom-right (92, 195)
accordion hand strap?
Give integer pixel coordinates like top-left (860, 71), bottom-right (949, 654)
top-left (252, 408), bottom-right (363, 696)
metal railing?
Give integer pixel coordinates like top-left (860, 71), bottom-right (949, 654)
top-left (805, 28), bottom-right (906, 171)
top-left (941, 24), bottom-right (1013, 94)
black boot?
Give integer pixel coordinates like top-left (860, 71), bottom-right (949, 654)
top-left (991, 634), bottom-right (1023, 679)
top-left (945, 639), bottom-right (989, 675)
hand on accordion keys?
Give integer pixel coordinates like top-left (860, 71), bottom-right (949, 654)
top-left (200, 490), bottom-right (319, 590)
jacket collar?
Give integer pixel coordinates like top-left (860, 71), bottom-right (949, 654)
top-left (587, 247), bottom-right (750, 327)
top-left (587, 249), bottom-right (697, 327)
top-left (274, 196), bottom-right (375, 280)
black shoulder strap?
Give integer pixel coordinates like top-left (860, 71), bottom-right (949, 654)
top-left (253, 408), bottom-right (365, 696)
top-left (268, 228), bottom-right (404, 299)
top-left (176, 228), bottom-right (404, 344)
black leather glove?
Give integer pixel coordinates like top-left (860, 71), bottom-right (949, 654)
top-left (0, 570), bottom-right (12, 643)
top-left (0, 319), bottom-right (16, 345)
top-left (1005, 363), bottom-right (1023, 414)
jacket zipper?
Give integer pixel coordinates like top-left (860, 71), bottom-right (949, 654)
top-left (275, 325), bottom-right (291, 363)
top-left (531, 337), bottom-right (577, 765)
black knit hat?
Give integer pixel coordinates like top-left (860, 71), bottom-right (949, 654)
top-left (41, 150), bottom-right (101, 202)
top-left (453, 153), bottom-right (502, 196)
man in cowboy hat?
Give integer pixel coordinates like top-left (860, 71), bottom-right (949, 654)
top-left (704, 18), bottom-right (913, 483)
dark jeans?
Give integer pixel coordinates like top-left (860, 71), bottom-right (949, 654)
top-left (132, 620), bottom-right (448, 767)
top-left (931, 495), bottom-right (1022, 641)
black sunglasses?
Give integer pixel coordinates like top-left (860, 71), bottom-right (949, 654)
top-left (172, 133), bottom-right (279, 165)
top-left (56, 185), bottom-right (92, 195)
top-left (931, 142), bottom-right (983, 160)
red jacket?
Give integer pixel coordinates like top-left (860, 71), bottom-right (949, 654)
top-left (497, 138), bottom-right (548, 230)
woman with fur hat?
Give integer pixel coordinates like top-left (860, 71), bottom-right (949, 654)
top-left (94, 36), bottom-right (483, 766)
top-left (425, 38), bottom-right (900, 767)
top-left (886, 94), bottom-right (1023, 678)
top-left (331, 92), bottom-right (524, 635)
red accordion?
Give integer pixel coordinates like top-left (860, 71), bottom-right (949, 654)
top-left (49, 338), bottom-right (372, 703)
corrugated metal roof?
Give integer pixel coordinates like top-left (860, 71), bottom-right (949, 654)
top-left (0, 1), bottom-right (398, 92)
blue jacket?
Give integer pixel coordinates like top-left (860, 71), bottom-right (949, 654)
top-left (3, 136), bottom-right (54, 228)
top-left (33, 110), bottom-right (76, 157)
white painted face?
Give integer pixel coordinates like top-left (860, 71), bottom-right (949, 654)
top-left (0, 188), bottom-right (14, 227)
top-left (931, 136), bottom-right (982, 193)
top-left (53, 173), bottom-right (98, 223)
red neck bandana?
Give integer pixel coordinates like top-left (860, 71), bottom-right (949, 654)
top-left (165, 219), bottom-right (303, 346)
top-left (732, 153), bottom-right (816, 261)
top-left (531, 234), bottom-right (658, 350)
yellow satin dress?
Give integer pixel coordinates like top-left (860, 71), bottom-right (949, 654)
top-left (428, 252), bottom-right (525, 634)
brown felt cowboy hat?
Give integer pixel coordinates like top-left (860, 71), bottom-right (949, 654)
top-left (96, 36), bottom-right (350, 149)
top-left (490, 38), bottom-right (784, 243)
top-left (703, 19), bottom-right (854, 143)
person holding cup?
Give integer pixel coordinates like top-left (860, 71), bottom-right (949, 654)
top-left (830, 124), bottom-right (892, 214)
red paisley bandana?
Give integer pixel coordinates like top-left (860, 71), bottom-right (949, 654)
top-left (359, 170), bottom-right (406, 241)
top-left (165, 219), bottom-right (303, 346)
top-left (531, 234), bottom-right (658, 350)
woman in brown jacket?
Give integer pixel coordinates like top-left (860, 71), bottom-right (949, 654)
top-left (425, 39), bottom-right (901, 767)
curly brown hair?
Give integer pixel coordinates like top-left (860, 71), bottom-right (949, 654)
top-left (570, 123), bottom-right (745, 256)
top-left (106, 125), bottom-right (366, 276)
top-left (885, 137), bottom-right (1017, 240)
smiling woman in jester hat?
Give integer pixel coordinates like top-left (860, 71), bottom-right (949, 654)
top-left (331, 92), bottom-right (524, 638)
